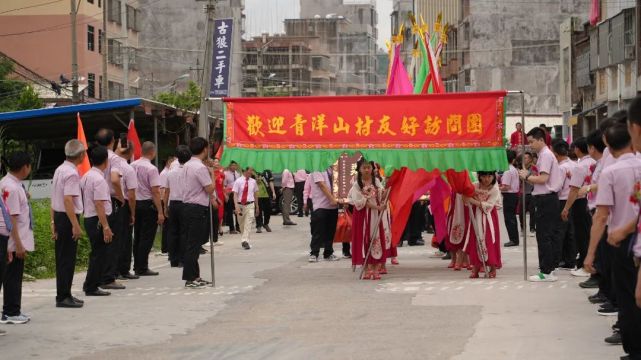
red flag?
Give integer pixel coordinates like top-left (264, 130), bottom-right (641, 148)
top-left (127, 119), bottom-right (142, 160)
top-left (589, 0), bottom-right (600, 26)
top-left (76, 113), bottom-right (91, 176)
top-left (387, 167), bottom-right (440, 246)
top-left (215, 143), bottom-right (224, 159)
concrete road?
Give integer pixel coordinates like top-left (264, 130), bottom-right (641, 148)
top-left (0, 216), bottom-right (623, 360)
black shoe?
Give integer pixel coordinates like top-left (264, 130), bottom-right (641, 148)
top-left (200, 247), bottom-right (208, 254)
top-left (408, 239), bottom-right (425, 246)
top-left (620, 356), bottom-right (630, 360)
top-left (242, 241), bottom-right (251, 250)
top-left (72, 296), bottom-right (84, 304)
top-left (256, 227), bottom-right (263, 233)
top-left (597, 302), bottom-right (619, 316)
top-left (120, 272), bottom-right (140, 280)
top-left (297, 214), bottom-right (304, 217)
top-left (56, 297), bottom-right (83, 308)
top-left (229, 230), bottom-right (238, 234)
top-left (101, 282), bottom-right (126, 290)
top-left (136, 269), bottom-right (159, 276)
top-left (605, 330), bottom-right (622, 345)
top-left (504, 242), bottom-right (519, 247)
top-left (283, 221), bottom-right (297, 226)
top-left (579, 277), bottom-right (600, 288)
top-left (85, 289), bottom-right (111, 296)
top-left (264, 224), bottom-right (272, 232)
top-left (588, 292), bottom-right (608, 304)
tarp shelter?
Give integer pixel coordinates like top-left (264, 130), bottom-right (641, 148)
top-left (0, 98), bottom-right (210, 179)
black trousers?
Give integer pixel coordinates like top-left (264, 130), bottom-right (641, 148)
top-left (166, 201), bottom-right (186, 265)
top-left (613, 236), bottom-right (641, 358)
top-left (103, 197), bottom-right (124, 283)
top-left (256, 197), bottom-right (271, 228)
top-left (160, 200), bottom-right (168, 253)
top-left (534, 193), bottom-right (560, 274)
top-left (54, 212), bottom-right (79, 302)
top-left (402, 201), bottom-right (424, 243)
top-left (225, 196), bottom-right (239, 231)
top-left (571, 198), bottom-right (591, 269)
top-left (519, 193), bottom-right (536, 231)
top-left (556, 200), bottom-right (576, 268)
top-left (182, 204), bottom-right (209, 281)
top-left (83, 216), bottom-right (107, 293)
top-left (3, 251), bottom-right (23, 317)
top-left (597, 234), bottom-right (618, 307)
top-left (0, 235), bottom-right (6, 293)
top-left (117, 203), bottom-right (134, 276)
top-left (134, 200), bottom-right (159, 273)
top-left (502, 193), bottom-right (519, 244)
top-left (294, 181), bottom-right (305, 216)
top-left (310, 208), bottom-right (338, 257)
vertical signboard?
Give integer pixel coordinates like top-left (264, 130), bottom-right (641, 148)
top-left (210, 18), bottom-right (233, 97)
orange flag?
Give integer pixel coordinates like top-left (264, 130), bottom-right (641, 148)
top-left (127, 119), bottom-right (142, 160)
top-left (76, 113), bottom-right (91, 176)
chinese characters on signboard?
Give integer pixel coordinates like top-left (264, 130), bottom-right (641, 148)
top-left (210, 19), bottom-right (233, 97)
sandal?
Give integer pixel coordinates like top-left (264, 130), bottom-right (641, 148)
top-left (391, 258), bottom-right (399, 265)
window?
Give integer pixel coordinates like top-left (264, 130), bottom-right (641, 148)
top-left (99, 75), bottom-right (103, 99)
top-left (108, 0), bottom-right (121, 24)
top-left (87, 25), bottom-right (95, 51)
top-left (98, 29), bottom-right (103, 54)
top-left (88, 73), bottom-right (96, 98)
top-left (98, 0), bottom-right (101, 7)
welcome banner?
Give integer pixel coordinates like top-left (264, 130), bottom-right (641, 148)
top-left (224, 91), bottom-right (506, 150)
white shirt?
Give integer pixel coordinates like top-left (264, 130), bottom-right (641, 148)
top-left (232, 176), bottom-right (258, 203)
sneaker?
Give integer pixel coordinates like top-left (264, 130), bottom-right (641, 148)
top-left (264, 225), bottom-right (272, 232)
top-left (579, 277), bottom-right (600, 288)
top-left (324, 254), bottom-right (340, 261)
top-left (528, 272), bottom-right (558, 282)
top-left (604, 330), bottom-right (622, 345)
top-left (241, 241), bottom-right (251, 250)
top-left (342, 253), bottom-right (352, 259)
top-left (598, 303), bottom-right (618, 316)
top-left (196, 278), bottom-right (212, 286)
top-left (308, 255), bottom-right (319, 263)
top-left (588, 292), bottom-right (608, 304)
top-left (185, 281), bottom-right (205, 289)
top-left (557, 265), bottom-right (576, 271)
top-left (571, 268), bottom-right (591, 277)
top-left (0, 314), bottom-right (30, 324)
top-left (256, 227), bottom-right (263, 233)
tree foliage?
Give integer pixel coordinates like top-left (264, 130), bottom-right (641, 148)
top-left (0, 58), bottom-right (43, 112)
top-left (154, 80), bottom-right (201, 111)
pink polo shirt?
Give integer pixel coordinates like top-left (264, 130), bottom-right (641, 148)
top-left (590, 148), bottom-right (616, 210)
top-left (533, 146), bottom-right (563, 195)
top-left (595, 153), bottom-right (641, 233)
top-left (568, 155), bottom-right (597, 199)
top-left (105, 150), bottom-right (125, 197)
top-left (51, 160), bottom-right (83, 214)
top-left (303, 175), bottom-right (313, 203)
top-left (0, 174), bottom-right (34, 252)
top-left (82, 167), bottom-right (113, 218)
top-left (120, 161), bottom-right (138, 198)
top-left (558, 158), bottom-right (578, 201)
top-left (310, 170), bottom-right (337, 210)
top-left (182, 157), bottom-right (213, 207)
top-left (294, 169), bottom-right (308, 183)
top-left (131, 157), bottom-right (161, 201)
top-left (166, 165), bottom-right (186, 202)
top-left (282, 169), bottom-right (295, 189)
top-left (223, 169), bottom-right (240, 189)
top-left (159, 167), bottom-right (170, 189)
top-left (500, 165), bottom-right (519, 193)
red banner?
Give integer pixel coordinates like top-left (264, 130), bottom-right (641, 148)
top-left (224, 91), bottom-right (506, 150)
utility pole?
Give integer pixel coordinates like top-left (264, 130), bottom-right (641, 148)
top-left (198, 0), bottom-right (216, 138)
top-left (70, 0), bottom-right (79, 103)
top-left (102, 0), bottom-right (108, 99)
top-left (257, 46), bottom-right (263, 97)
top-left (121, 0), bottom-right (129, 98)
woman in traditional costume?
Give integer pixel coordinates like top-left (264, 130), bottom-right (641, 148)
top-left (371, 162), bottom-right (398, 270)
top-left (349, 159), bottom-right (390, 280)
top-left (212, 158), bottom-right (226, 236)
top-left (463, 171), bottom-right (502, 278)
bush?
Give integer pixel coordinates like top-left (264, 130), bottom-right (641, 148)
top-left (25, 199), bottom-right (91, 279)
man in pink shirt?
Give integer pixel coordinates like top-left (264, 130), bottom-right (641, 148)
top-left (0, 152), bottom-right (34, 324)
top-left (586, 121), bottom-right (641, 357)
top-left (115, 143), bottom-right (138, 281)
top-left (50, 140), bottom-right (86, 308)
top-left (81, 146), bottom-right (113, 297)
top-left (520, 127), bottom-right (563, 282)
top-left (182, 137), bottom-right (218, 288)
top-left (281, 169), bottom-right (296, 226)
top-left (500, 150), bottom-right (520, 247)
top-left (0, 171), bottom-right (11, 333)
top-left (294, 169), bottom-right (308, 217)
top-left (131, 142), bottom-right (165, 277)
top-left (163, 145), bottom-right (191, 267)
top-left (308, 167), bottom-right (341, 262)
top-left (552, 140), bottom-right (579, 270)
top-left (159, 155), bottom-right (175, 255)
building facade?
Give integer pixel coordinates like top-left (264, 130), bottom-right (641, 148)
top-left (0, 0), bottom-right (141, 101)
top-left (415, 0), bottom-right (459, 28)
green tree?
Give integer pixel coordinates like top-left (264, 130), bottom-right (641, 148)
top-left (154, 81), bottom-right (201, 111)
top-left (0, 58), bottom-right (43, 112)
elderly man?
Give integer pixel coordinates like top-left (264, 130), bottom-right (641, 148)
top-left (50, 140), bottom-right (86, 308)
top-left (131, 142), bottom-right (165, 276)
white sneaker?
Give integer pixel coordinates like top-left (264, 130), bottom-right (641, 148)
top-left (324, 254), bottom-right (340, 261)
top-left (0, 314), bottom-right (30, 324)
top-left (571, 268), bottom-right (590, 277)
top-left (528, 272), bottom-right (558, 282)
top-left (430, 251), bottom-right (445, 258)
top-left (308, 255), bottom-right (319, 263)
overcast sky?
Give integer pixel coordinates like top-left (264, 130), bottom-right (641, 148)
top-left (244, 0), bottom-right (393, 50)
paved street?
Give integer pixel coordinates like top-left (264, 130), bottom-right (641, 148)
top-left (1, 216), bottom-right (622, 360)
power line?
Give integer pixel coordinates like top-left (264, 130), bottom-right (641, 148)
top-left (0, 0), bottom-right (64, 15)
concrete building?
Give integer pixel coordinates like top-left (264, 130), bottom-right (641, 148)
top-left (241, 35), bottom-right (313, 97)
top-left (136, 0), bottom-right (244, 98)
top-left (415, 0), bottom-right (459, 28)
top-left (390, 0), bottom-right (414, 67)
top-left (0, 0), bottom-right (141, 100)
top-left (456, 0), bottom-right (592, 134)
top-left (299, 0), bottom-right (379, 94)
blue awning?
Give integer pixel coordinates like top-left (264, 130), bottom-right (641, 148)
top-left (0, 98), bottom-right (142, 123)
